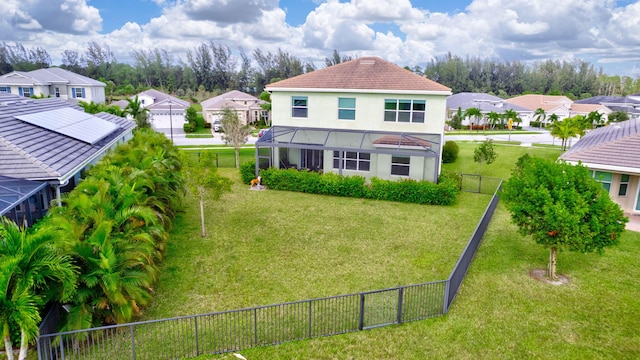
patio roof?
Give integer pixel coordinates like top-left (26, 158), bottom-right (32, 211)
top-left (0, 176), bottom-right (47, 216)
top-left (256, 126), bottom-right (441, 157)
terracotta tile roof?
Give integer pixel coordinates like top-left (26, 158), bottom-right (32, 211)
top-left (201, 90), bottom-right (262, 109)
top-left (505, 94), bottom-right (572, 111)
top-left (372, 135), bottom-right (431, 148)
top-left (570, 103), bottom-right (607, 114)
top-left (266, 57), bottom-right (451, 93)
top-left (559, 119), bottom-right (640, 171)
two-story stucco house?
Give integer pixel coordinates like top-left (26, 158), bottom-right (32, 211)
top-left (0, 68), bottom-right (106, 103)
top-left (255, 57), bottom-right (451, 182)
top-left (559, 118), bottom-right (640, 216)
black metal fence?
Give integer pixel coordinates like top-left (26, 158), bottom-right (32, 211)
top-left (37, 179), bottom-right (502, 360)
top-left (458, 173), bottom-right (503, 195)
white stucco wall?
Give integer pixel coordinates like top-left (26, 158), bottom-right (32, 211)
top-left (270, 91), bottom-right (448, 134)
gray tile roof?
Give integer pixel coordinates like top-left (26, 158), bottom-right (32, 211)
top-left (201, 90), bottom-right (263, 110)
top-left (0, 68), bottom-right (105, 87)
top-left (0, 94), bottom-right (135, 180)
top-left (447, 92), bottom-right (529, 112)
top-left (138, 89), bottom-right (190, 109)
top-left (559, 118), bottom-right (640, 171)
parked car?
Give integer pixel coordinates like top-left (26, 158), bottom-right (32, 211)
top-left (213, 120), bottom-right (222, 132)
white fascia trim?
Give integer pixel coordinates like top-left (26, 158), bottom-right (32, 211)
top-left (564, 161), bottom-right (640, 175)
top-left (266, 87), bottom-right (452, 96)
top-left (56, 130), bottom-right (133, 183)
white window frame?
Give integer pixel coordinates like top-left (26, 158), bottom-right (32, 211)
top-left (618, 174), bottom-right (630, 196)
top-left (391, 155), bottom-right (410, 176)
top-left (333, 151), bottom-right (370, 171)
top-left (338, 97), bottom-right (356, 120)
top-left (292, 96), bottom-right (308, 118)
top-left (384, 99), bottom-right (426, 123)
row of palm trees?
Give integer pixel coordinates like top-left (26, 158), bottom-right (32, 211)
top-left (458, 107), bottom-right (522, 131)
top-left (0, 129), bottom-right (183, 360)
top-left (79, 96), bottom-right (153, 129)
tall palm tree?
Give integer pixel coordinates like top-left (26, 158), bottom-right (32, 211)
top-left (464, 107), bottom-right (482, 132)
top-left (503, 109), bottom-right (520, 128)
top-left (0, 218), bottom-right (77, 360)
top-left (549, 117), bottom-right (583, 150)
top-left (534, 108), bottom-right (546, 128)
top-left (587, 111), bottom-right (604, 128)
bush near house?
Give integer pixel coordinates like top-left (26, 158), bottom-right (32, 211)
top-left (259, 168), bottom-right (459, 205)
top-left (442, 141), bottom-right (460, 164)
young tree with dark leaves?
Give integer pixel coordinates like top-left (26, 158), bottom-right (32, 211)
top-left (501, 155), bottom-right (628, 280)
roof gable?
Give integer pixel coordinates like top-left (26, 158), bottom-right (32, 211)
top-left (505, 94), bottom-right (573, 111)
top-left (266, 57), bottom-right (451, 94)
top-left (201, 90), bottom-right (261, 109)
top-left (559, 119), bottom-right (640, 171)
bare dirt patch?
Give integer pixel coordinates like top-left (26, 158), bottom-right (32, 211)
top-left (529, 269), bottom-right (569, 286)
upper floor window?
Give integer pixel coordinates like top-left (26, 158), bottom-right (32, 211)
top-left (338, 97), bottom-right (356, 120)
top-left (618, 174), bottom-right (630, 196)
top-left (592, 170), bottom-right (612, 192)
top-left (292, 96), bottom-right (308, 118)
top-left (391, 155), bottom-right (410, 176)
top-left (384, 99), bottom-right (426, 123)
top-left (19, 87), bottom-right (34, 97)
top-left (333, 151), bottom-right (370, 171)
top-left (72, 88), bottom-right (85, 98)
top-left (0, 86), bottom-right (10, 94)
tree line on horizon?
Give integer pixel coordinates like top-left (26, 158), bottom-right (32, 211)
top-left (1, 41), bottom-right (639, 101)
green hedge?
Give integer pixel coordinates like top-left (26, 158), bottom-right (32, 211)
top-left (240, 161), bottom-right (257, 184)
top-left (259, 168), bottom-right (459, 205)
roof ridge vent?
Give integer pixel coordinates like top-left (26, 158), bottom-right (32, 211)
top-left (359, 59), bottom-right (376, 65)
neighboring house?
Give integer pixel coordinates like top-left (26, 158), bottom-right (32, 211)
top-left (575, 95), bottom-right (640, 119)
top-left (559, 118), bottom-right (640, 214)
top-left (446, 92), bottom-right (530, 127)
top-left (135, 89), bottom-right (190, 129)
top-left (201, 90), bottom-right (268, 127)
top-left (0, 93), bottom-right (135, 225)
top-left (0, 67), bottom-right (106, 103)
top-left (257, 57), bottom-right (451, 183)
top-left (505, 94), bottom-right (574, 125)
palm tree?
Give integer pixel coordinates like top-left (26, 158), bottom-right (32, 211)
top-left (534, 108), bottom-right (546, 128)
top-left (464, 107), bottom-right (482, 132)
top-left (0, 218), bottom-right (77, 360)
top-left (503, 109), bottom-right (520, 128)
top-left (587, 111), bottom-right (604, 128)
top-left (125, 96), bottom-right (151, 129)
top-left (486, 111), bottom-right (502, 130)
top-left (549, 116), bottom-right (583, 150)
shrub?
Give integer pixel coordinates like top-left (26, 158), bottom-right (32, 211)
top-left (183, 123), bottom-right (195, 133)
top-left (442, 141), bottom-right (460, 164)
top-left (203, 121), bottom-right (212, 129)
top-left (260, 168), bottom-right (459, 205)
top-left (240, 161), bottom-right (257, 184)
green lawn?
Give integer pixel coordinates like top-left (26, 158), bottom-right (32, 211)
top-left (137, 143), bottom-right (638, 358)
top-left (216, 207), bottom-right (640, 359)
top-left (180, 148), bottom-right (256, 168)
top-left (143, 169), bottom-right (491, 318)
top-left (442, 142), bottom-right (563, 179)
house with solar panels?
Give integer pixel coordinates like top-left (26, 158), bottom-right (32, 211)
top-left (256, 57), bottom-right (451, 182)
top-left (0, 67), bottom-right (106, 103)
top-left (0, 93), bottom-right (135, 225)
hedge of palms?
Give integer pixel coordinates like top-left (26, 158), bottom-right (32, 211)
top-left (1, 129), bottom-right (184, 359)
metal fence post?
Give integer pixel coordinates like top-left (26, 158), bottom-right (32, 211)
top-left (59, 335), bottom-right (65, 360)
top-left (396, 287), bottom-right (404, 324)
top-left (130, 324), bottom-right (136, 360)
top-left (254, 308), bottom-right (258, 346)
top-left (358, 294), bottom-right (365, 331)
top-left (443, 280), bottom-right (450, 313)
top-left (308, 301), bottom-right (313, 338)
top-left (194, 317), bottom-right (200, 356)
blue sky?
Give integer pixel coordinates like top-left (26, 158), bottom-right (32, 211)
top-left (3, 0), bottom-right (640, 77)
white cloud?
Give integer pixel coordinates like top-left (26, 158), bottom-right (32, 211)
top-left (4, 0), bottom-right (640, 76)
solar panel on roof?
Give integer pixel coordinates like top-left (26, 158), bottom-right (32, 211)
top-left (15, 107), bottom-right (119, 145)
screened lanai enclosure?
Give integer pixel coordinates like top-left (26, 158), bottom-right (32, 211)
top-left (0, 176), bottom-right (50, 226)
top-left (255, 126), bottom-right (443, 182)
